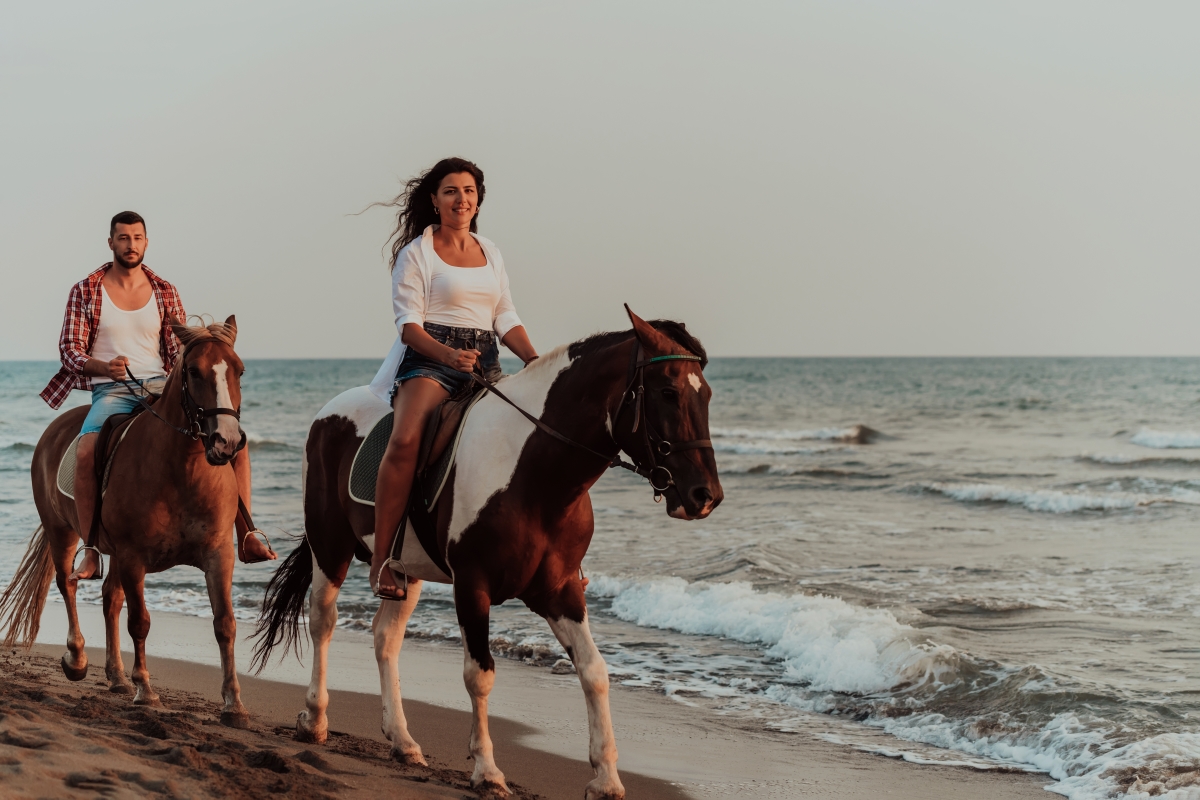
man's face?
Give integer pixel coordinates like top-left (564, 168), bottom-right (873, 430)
top-left (109, 222), bottom-right (147, 269)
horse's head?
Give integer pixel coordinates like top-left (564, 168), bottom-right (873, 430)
top-left (169, 315), bottom-right (246, 466)
top-left (618, 307), bottom-right (723, 520)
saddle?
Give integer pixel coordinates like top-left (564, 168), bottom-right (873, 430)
top-left (349, 385), bottom-right (487, 510)
top-left (56, 406), bottom-right (146, 502)
top-left (347, 384), bottom-right (487, 578)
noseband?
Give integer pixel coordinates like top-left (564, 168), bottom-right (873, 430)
top-left (470, 341), bottom-right (713, 502)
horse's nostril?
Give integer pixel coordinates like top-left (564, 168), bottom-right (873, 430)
top-left (691, 486), bottom-right (714, 507)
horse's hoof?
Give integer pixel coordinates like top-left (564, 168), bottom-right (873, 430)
top-left (109, 683), bottom-right (134, 695)
top-left (133, 694), bottom-right (162, 707)
top-left (61, 654), bottom-right (88, 682)
top-left (470, 778), bottom-right (510, 797)
top-left (220, 711), bottom-right (251, 729)
top-left (389, 747), bottom-right (427, 766)
top-left (295, 714), bottom-right (328, 744)
top-left (584, 779), bottom-right (626, 800)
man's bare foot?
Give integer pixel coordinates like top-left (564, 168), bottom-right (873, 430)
top-left (238, 530), bottom-right (277, 564)
top-left (69, 548), bottom-right (102, 582)
top-left (371, 562), bottom-right (407, 601)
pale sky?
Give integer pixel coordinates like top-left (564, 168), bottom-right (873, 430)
top-left (3, 1), bottom-right (1199, 359)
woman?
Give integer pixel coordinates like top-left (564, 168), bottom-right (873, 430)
top-left (366, 158), bottom-right (538, 600)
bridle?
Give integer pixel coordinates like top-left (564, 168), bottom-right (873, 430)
top-left (470, 340), bottom-right (713, 502)
top-left (123, 341), bottom-right (245, 450)
top-left (612, 344), bottom-right (714, 500)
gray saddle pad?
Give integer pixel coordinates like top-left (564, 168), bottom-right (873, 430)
top-left (348, 390), bottom-right (485, 508)
top-left (56, 427), bottom-right (132, 500)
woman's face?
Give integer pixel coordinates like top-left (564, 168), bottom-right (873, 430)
top-left (431, 172), bottom-right (479, 229)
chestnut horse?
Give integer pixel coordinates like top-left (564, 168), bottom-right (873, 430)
top-left (252, 308), bottom-right (723, 799)
top-left (0, 316), bottom-right (254, 726)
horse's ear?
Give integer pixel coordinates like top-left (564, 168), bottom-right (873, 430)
top-left (168, 314), bottom-right (191, 346)
top-left (624, 304), bottom-right (673, 354)
top-left (224, 315), bottom-right (237, 344)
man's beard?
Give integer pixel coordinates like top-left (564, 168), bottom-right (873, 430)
top-left (113, 251), bottom-right (144, 269)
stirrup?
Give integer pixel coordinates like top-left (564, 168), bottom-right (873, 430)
top-left (238, 528), bottom-right (277, 564)
top-left (71, 545), bottom-right (104, 581)
top-left (372, 558), bottom-right (408, 602)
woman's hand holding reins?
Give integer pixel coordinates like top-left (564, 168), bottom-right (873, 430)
top-left (444, 347), bottom-right (481, 374)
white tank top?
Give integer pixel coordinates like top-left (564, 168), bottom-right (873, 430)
top-left (90, 286), bottom-right (166, 384)
top-left (425, 255), bottom-right (501, 331)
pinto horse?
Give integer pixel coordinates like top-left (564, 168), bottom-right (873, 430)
top-left (0, 316), bottom-right (255, 726)
top-left (252, 308), bottom-right (722, 799)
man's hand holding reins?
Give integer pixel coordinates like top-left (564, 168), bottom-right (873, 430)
top-left (83, 355), bottom-right (130, 381)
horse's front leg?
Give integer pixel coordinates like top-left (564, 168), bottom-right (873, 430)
top-left (117, 562), bottom-right (159, 706)
top-left (542, 584), bottom-right (625, 800)
top-left (373, 577), bottom-right (427, 764)
top-left (102, 568), bottom-right (134, 694)
top-left (203, 555), bottom-right (250, 728)
top-left (456, 582), bottom-right (508, 794)
top-left (53, 537), bottom-right (88, 681)
top-left (297, 552), bottom-right (341, 743)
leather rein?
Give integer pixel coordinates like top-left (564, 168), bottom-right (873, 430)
top-left (470, 342), bottom-right (713, 501)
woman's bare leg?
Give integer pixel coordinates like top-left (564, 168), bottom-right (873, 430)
top-left (370, 378), bottom-right (449, 597)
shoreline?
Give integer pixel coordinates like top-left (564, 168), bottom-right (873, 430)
top-left (20, 602), bottom-right (1055, 798)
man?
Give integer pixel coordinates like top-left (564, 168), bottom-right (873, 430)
top-left (41, 211), bottom-right (275, 581)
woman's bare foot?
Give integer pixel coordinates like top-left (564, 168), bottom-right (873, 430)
top-left (238, 530), bottom-right (277, 563)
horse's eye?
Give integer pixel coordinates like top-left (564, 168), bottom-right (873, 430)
top-left (187, 366), bottom-right (200, 377)
top-left (662, 387), bottom-right (680, 401)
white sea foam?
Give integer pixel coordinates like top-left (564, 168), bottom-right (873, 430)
top-left (1080, 452), bottom-right (1200, 467)
top-left (712, 425), bottom-right (874, 443)
top-left (921, 482), bottom-right (1197, 513)
top-left (713, 442), bottom-right (842, 456)
top-left (1131, 430), bottom-right (1200, 449)
top-left (587, 574), bottom-right (956, 694)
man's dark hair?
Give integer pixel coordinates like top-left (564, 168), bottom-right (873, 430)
top-left (110, 211), bottom-right (146, 237)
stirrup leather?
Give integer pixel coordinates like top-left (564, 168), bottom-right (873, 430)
top-left (72, 545), bottom-right (104, 581)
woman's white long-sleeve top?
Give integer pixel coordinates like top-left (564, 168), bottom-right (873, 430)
top-left (368, 225), bottom-right (522, 402)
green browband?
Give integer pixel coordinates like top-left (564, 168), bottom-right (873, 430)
top-left (648, 355), bottom-right (701, 363)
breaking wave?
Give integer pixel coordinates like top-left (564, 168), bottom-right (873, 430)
top-left (1131, 430), bottom-right (1200, 449)
top-left (919, 482), bottom-right (1198, 513)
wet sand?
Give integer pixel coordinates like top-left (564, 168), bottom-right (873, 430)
top-left (5, 602), bottom-right (1056, 799)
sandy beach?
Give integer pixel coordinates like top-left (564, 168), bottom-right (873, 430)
top-left (0, 602), bottom-right (1054, 799)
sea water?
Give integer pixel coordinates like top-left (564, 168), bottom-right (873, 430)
top-left (4, 357), bottom-right (1200, 799)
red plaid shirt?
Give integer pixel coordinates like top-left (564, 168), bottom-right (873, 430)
top-left (40, 264), bottom-right (186, 409)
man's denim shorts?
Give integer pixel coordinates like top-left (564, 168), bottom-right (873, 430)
top-left (79, 376), bottom-right (166, 436)
top-left (392, 322), bottom-right (502, 401)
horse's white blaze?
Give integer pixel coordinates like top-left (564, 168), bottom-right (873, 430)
top-left (687, 373), bottom-right (702, 393)
top-left (314, 385), bottom-right (391, 436)
top-left (211, 362), bottom-right (241, 447)
top-left (547, 613), bottom-right (624, 798)
top-left (447, 346), bottom-right (573, 545)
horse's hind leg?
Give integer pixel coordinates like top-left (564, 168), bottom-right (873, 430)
top-left (373, 577), bottom-right (426, 764)
top-left (102, 568), bottom-right (133, 694)
top-left (50, 531), bottom-right (88, 681)
top-left (297, 553), bottom-right (342, 743)
top-left (456, 584), bottom-right (509, 793)
top-left (118, 562), bottom-right (159, 706)
top-left (204, 558), bottom-right (250, 728)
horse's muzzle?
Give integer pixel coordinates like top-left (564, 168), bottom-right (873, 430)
top-left (205, 428), bottom-right (244, 466)
top-left (667, 482), bottom-right (723, 520)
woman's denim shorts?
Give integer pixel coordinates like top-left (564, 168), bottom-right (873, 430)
top-left (80, 376), bottom-right (167, 436)
top-left (392, 322), bottom-right (502, 401)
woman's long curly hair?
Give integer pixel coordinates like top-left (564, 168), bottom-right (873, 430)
top-left (379, 157), bottom-right (486, 268)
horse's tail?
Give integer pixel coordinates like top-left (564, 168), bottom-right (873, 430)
top-left (250, 536), bottom-right (313, 674)
top-left (0, 525), bottom-right (55, 649)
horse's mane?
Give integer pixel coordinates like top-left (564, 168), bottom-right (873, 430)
top-left (173, 316), bottom-right (237, 349)
top-left (567, 320), bottom-right (708, 368)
